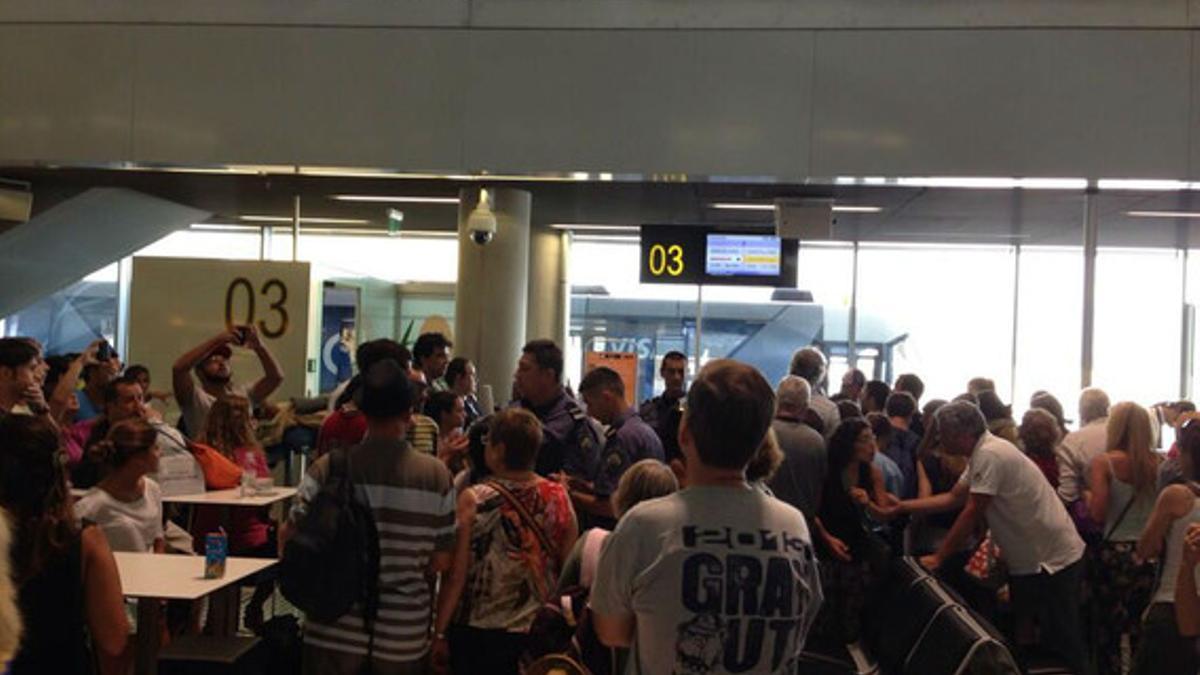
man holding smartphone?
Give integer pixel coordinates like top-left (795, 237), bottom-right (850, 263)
top-left (172, 326), bottom-right (284, 435)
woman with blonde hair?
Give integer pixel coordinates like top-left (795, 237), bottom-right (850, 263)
top-left (192, 394), bottom-right (276, 631)
top-left (1087, 401), bottom-right (1161, 675)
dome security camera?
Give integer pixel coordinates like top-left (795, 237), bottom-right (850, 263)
top-left (467, 188), bottom-right (498, 246)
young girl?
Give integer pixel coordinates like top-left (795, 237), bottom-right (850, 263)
top-left (73, 418), bottom-right (165, 554)
top-left (193, 394), bottom-right (275, 631)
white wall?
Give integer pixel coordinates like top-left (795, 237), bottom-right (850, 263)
top-left (4, 8), bottom-right (1200, 179)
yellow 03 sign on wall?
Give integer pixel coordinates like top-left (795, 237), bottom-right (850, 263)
top-left (639, 225), bottom-right (704, 284)
top-left (128, 257), bottom-right (313, 404)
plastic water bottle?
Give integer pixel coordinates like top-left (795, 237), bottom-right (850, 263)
top-left (240, 455), bottom-right (256, 498)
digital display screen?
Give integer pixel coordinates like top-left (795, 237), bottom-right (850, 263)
top-left (705, 234), bottom-right (782, 277)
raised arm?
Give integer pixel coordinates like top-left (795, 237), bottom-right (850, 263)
top-left (172, 331), bottom-right (235, 406)
top-left (244, 325), bottom-right (284, 404)
top-left (50, 342), bottom-right (99, 422)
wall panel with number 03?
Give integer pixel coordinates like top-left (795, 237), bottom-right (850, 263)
top-left (128, 257), bottom-right (314, 408)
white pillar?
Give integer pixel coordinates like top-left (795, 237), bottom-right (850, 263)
top-left (527, 225), bottom-right (569, 347)
top-left (454, 187), bottom-right (532, 402)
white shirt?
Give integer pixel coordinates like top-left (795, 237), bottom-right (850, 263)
top-left (591, 485), bottom-right (823, 675)
top-left (962, 432), bottom-right (1085, 576)
top-left (74, 478), bottom-right (164, 553)
top-left (1055, 417), bottom-right (1108, 504)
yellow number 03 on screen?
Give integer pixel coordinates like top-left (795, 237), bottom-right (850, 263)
top-left (647, 243), bottom-right (685, 277)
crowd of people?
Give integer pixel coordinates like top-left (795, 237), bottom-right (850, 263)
top-left (3, 328), bottom-right (1200, 675)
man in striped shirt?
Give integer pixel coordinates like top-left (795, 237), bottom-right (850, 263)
top-left (288, 359), bottom-right (456, 674)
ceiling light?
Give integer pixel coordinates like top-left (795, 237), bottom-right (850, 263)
top-left (330, 195), bottom-right (459, 204)
top-left (1126, 210), bottom-right (1200, 219)
top-left (240, 215), bottom-right (371, 225)
top-left (1100, 179), bottom-right (1200, 191)
top-left (707, 203), bottom-right (882, 213)
top-left (709, 203), bottom-right (774, 211)
top-left (894, 177), bottom-right (1087, 190)
top-left (189, 223), bottom-right (261, 232)
top-left (549, 224), bottom-right (641, 232)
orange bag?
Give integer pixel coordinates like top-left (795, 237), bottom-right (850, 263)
top-left (189, 442), bottom-right (242, 490)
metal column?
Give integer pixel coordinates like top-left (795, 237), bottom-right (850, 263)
top-left (1081, 186), bottom-right (1098, 389)
top-left (848, 241), bottom-right (859, 369)
top-left (292, 195), bottom-right (301, 261)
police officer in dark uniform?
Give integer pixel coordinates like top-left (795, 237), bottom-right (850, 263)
top-left (638, 350), bottom-right (688, 463)
top-left (512, 339), bottom-right (604, 480)
top-left (575, 366), bottom-right (665, 528)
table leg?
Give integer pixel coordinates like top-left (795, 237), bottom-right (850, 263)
top-left (207, 585), bottom-right (241, 636)
top-left (135, 598), bottom-right (162, 675)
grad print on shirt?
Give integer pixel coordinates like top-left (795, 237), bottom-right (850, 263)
top-left (674, 525), bottom-right (820, 674)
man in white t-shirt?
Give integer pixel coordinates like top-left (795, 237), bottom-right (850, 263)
top-left (591, 359), bottom-right (823, 675)
top-left (172, 326), bottom-right (283, 436)
top-left (890, 401), bottom-right (1089, 675)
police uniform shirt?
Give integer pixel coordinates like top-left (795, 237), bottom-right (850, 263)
top-left (639, 390), bottom-right (685, 461)
top-left (517, 389), bottom-right (604, 479)
top-left (594, 407), bottom-right (665, 499)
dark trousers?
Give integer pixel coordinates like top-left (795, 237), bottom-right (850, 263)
top-left (448, 624), bottom-right (527, 675)
top-left (1009, 558), bottom-right (1092, 675)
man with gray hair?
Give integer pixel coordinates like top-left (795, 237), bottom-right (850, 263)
top-left (788, 347), bottom-right (840, 439)
top-left (1055, 387), bottom-right (1110, 505)
top-left (889, 401), bottom-right (1088, 674)
top-left (767, 376), bottom-right (827, 524)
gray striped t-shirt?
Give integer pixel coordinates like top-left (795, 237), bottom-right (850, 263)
top-left (290, 436), bottom-right (456, 671)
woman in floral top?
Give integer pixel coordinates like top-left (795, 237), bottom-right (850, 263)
top-left (433, 408), bottom-right (578, 675)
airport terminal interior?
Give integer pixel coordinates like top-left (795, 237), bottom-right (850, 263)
top-left (7, 2), bottom-right (1200, 675)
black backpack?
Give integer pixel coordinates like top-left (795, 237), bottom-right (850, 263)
top-left (280, 447), bottom-right (380, 627)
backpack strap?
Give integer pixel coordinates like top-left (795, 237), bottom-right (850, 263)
top-left (485, 479), bottom-right (556, 561)
top-left (330, 447), bottom-right (380, 673)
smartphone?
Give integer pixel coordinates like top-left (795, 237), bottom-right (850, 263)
top-left (233, 326), bottom-right (249, 346)
top-left (96, 341), bottom-right (113, 361)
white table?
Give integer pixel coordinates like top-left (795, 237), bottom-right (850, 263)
top-left (162, 486), bottom-right (297, 507)
top-left (115, 552), bottom-right (276, 675)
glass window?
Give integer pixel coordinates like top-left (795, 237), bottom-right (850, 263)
top-left (1013, 246), bottom-right (1083, 414)
top-left (1093, 248), bottom-right (1183, 405)
top-left (295, 233), bottom-right (457, 283)
top-left (1, 263), bottom-right (119, 355)
top-left (797, 243), bottom-right (855, 394)
top-left (856, 243), bottom-right (1016, 402)
top-left (136, 229), bottom-right (263, 260)
top-left (567, 237), bottom-right (699, 401)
